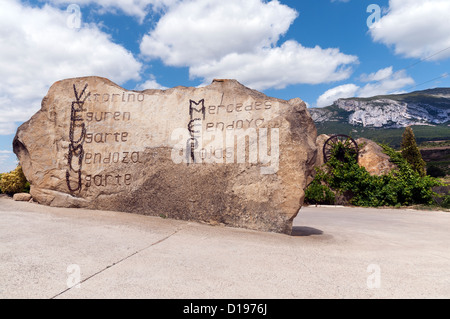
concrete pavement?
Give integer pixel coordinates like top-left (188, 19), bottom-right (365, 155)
top-left (0, 197), bottom-right (449, 299)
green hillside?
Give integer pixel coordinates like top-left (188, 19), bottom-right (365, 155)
top-left (315, 122), bottom-right (450, 149)
top-left (313, 87), bottom-right (450, 176)
top-left (312, 87), bottom-right (450, 148)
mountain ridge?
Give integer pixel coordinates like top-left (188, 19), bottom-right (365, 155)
top-left (309, 87), bottom-right (450, 129)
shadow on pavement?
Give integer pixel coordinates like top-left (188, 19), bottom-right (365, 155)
top-left (291, 226), bottom-right (323, 237)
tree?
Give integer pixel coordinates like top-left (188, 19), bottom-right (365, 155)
top-left (401, 126), bottom-right (426, 177)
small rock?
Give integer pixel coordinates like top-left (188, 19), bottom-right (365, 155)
top-left (13, 193), bottom-right (32, 201)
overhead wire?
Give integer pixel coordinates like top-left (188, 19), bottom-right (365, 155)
top-left (366, 45), bottom-right (450, 90)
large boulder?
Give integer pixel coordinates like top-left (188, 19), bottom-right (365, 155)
top-left (356, 138), bottom-right (396, 176)
top-left (13, 76), bottom-right (317, 234)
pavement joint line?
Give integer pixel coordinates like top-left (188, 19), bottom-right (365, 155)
top-left (49, 227), bottom-right (183, 299)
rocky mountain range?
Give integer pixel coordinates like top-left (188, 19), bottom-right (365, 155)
top-left (309, 88), bottom-right (450, 129)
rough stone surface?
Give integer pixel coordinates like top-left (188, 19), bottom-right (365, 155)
top-left (13, 193), bottom-right (32, 202)
top-left (13, 76), bottom-right (317, 234)
top-left (356, 138), bottom-right (396, 176)
top-left (314, 134), bottom-right (331, 168)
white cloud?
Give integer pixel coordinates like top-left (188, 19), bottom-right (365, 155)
top-left (0, 0), bottom-right (142, 135)
top-left (135, 76), bottom-right (168, 90)
top-left (48, 0), bottom-right (179, 22)
top-left (191, 41), bottom-right (357, 90)
top-left (359, 66), bottom-right (393, 82)
top-left (316, 84), bottom-right (360, 107)
top-left (316, 67), bottom-right (414, 106)
top-left (140, 0), bottom-right (358, 90)
top-left (0, 122), bottom-right (18, 136)
top-left (358, 69), bottom-right (414, 97)
top-left (141, 0), bottom-right (298, 66)
top-left (0, 150), bottom-right (17, 173)
top-left (370, 0), bottom-right (450, 61)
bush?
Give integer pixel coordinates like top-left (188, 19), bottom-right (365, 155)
top-left (305, 140), bottom-right (442, 207)
top-left (381, 144), bottom-right (441, 206)
top-left (305, 168), bottom-right (335, 205)
top-left (0, 166), bottom-right (28, 195)
top-left (441, 195), bottom-right (450, 209)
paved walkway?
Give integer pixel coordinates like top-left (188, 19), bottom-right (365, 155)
top-left (0, 197), bottom-right (449, 299)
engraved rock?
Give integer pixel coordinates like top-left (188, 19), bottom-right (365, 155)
top-left (13, 76), bottom-right (317, 234)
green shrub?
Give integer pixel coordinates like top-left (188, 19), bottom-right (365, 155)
top-left (441, 195), bottom-right (450, 209)
top-left (0, 166), bottom-right (28, 195)
top-left (381, 144), bottom-right (441, 206)
top-left (23, 181), bottom-right (30, 193)
top-left (305, 168), bottom-right (335, 205)
top-left (305, 140), bottom-right (442, 207)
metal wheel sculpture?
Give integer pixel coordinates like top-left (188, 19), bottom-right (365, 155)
top-left (323, 134), bottom-right (359, 163)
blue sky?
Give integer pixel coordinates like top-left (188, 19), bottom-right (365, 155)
top-left (1, 0), bottom-right (450, 172)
